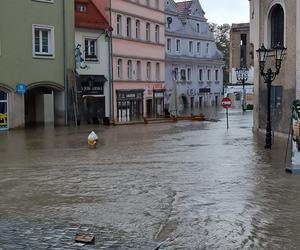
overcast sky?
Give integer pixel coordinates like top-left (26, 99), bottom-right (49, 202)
top-left (174, 0), bottom-right (250, 25)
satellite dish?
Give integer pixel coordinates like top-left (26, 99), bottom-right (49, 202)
top-left (167, 17), bottom-right (173, 25)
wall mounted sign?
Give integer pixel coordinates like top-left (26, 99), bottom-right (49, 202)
top-left (80, 75), bottom-right (106, 97)
top-left (16, 83), bottom-right (27, 95)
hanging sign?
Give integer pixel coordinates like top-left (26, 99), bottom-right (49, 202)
top-left (16, 83), bottom-right (27, 95)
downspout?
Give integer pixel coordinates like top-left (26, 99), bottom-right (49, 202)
top-left (109, 0), bottom-right (114, 123)
top-left (63, 0), bottom-right (68, 126)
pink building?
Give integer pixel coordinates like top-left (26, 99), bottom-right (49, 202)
top-left (111, 0), bottom-right (165, 123)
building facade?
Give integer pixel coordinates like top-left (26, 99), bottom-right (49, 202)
top-left (0, 0), bottom-right (75, 130)
top-left (165, 0), bottom-right (224, 113)
top-left (249, 0), bottom-right (298, 134)
top-left (75, 0), bottom-right (112, 125)
top-left (110, 0), bottom-right (165, 123)
top-left (227, 23), bottom-right (254, 107)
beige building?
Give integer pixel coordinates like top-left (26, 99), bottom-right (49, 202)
top-left (249, 0), bottom-right (299, 134)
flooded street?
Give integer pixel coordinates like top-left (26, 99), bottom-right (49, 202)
top-left (1, 108), bottom-right (300, 249)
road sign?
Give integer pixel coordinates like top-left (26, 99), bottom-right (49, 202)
top-left (221, 97), bottom-right (232, 109)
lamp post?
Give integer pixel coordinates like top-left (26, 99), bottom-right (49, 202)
top-left (236, 67), bottom-right (249, 112)
top-left (256, 43), bottom-right (286, 149)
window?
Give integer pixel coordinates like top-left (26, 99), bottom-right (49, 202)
top-left (156, 63), bottom-right (160, 80)
top-left (206, 43), bottom-right (209, 55)
top-left (270, 4), bottom-right (284, 48)
top-left (215, 70), bottom-right (219, 81)
top-left (32, 24), bottom-right (54, 57)
top-left (198, 69), bottom-right (203, 81)
top-left (136, 20), bottom-right (141, 39)
top-left (116, 15), bottom-right (122, 35)
top-left (197, 42), bottom-right (201, 54)
top-left (187, 68), bottom-right (191, 81)
top-left (127, 60), bottom-right (132, 79)
top-left (147, 62), bottom-right (151, 80)
top-left (189, 41), bottom-right (193, 54)
top-left (136, 61), bottom-right (141, 80)
top-left (155, 25), bottom-right (160, 43)
top-left (146, 23), bottom-right (151, 41)
top-left (174, 68), bottom-right (178, 80)
top-left (84, 38), bottom-right (97, 60)
top-left (176, 39), bottom-right (180, 52)
top-left (240, 34), bottom-right (247, 67)
top-left (196, 23), bottom-right (200, 33)
top-left (180, 69), bottom-right (186, 81)
top-left (207, 69), bottom-right (211, 81)
top-left (117, 59), bottom-right (123, 79)
top-left (126, 17), bottom-right (132, 38)
top-left (146, 0), bottom-right (150, 6)
top-left (167, 38), bottom-right (171, 52)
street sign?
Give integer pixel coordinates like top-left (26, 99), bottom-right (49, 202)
top-left (221, 97), bottom-right (232, 109)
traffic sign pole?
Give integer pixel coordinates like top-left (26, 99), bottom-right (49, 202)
top-left (221, 97), bottom-right (232, 130)
top-left (226, 108), bottom-right (229, 129)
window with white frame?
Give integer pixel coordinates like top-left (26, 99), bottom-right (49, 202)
top-left (196, 23), bottom-right (200, 33)
top-left (215, 69), bottom-right (219, 81)
top-left (117, 59), bottom-right (123, 79)
top-left (127, 60), bottom-right (132, 79)
top-left (136, 61), bottom-right (141, 80)
top-left (136, 20), bottom-right (141, 39)
top-left (32, 25), bottom-right (54, 57)
top-left (147, 62), bottom-right (151, 80)
top-left (167, 38), bottom-right (171, 52)
top-left (206, 43), bottom-right (209, 55)
top-left (198, 69), bottom-right (203, 81)
top-left (174, 67), bottom-right (178, 80)
top-left (155, 25), bottom-right (160, 43)
top-left (189, 41), bottom-right (193, 54)
top-left (180, 69), bottom-right (186, 81)
top-left (84, 38), bottom-right (97, 60)
top-left (207, 69), bottom-right (211, 81)
top-left (126, 17), bottom-right (132, 38)
top-left (146, 23), bottom-right (151, 41)
top-left (176, 39), bottom-right (180, 52)
top-left (197, 42), bottom-right (201, 54)
top-left (155, 0), bottom-right (159, 9)
top-left (156, 63), bottom-right (160, 80)
top-left (116, 15), bottom-right (122, 35)
top-left (187, 68), bottom-right (191, 81)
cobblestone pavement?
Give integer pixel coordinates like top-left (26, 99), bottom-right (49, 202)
top-left (1, 109), bottom-right (300, 249)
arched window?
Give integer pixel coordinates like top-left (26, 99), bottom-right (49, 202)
top-left (270, 4), bottom-right (284, 48)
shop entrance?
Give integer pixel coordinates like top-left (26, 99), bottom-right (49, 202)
top-left (82, 97), bottom-right (105, 124)
top-left (116, 90), bottom-right (144, 123)
top-left (0, 90), bottom-right (8, 130)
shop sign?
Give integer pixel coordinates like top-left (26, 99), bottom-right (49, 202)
top-left (187, 88), bottom-right (211, 96)
top-left (16, 83), bottom-right (27, 95)
top-left (81, 76), bottom-right (105, 97)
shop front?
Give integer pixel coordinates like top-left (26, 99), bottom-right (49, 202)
top-left (0, 90), bottom-right (8, 130)
top-left (116, 89), bottom-right (144, 123)
top-left (153, 89), bottom-right (165, 117)
top-left (78, 75), bottom-right (106, 124)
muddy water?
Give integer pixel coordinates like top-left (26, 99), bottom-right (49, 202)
top-left (0, 109), bottom-right (300, 249)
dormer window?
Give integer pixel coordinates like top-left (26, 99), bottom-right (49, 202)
top-left (76, 4), bottom-right (87, 13)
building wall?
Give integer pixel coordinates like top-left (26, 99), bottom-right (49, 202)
top-left (250, 0), bottom-right (297, 133)
top-left (165, 0), bottom-right (224, 110)
top-left (111, 0), bottom-right (165, 121)
top-left (0, 0), bottom-right (75, 128)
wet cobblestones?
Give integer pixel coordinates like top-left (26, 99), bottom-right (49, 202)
top-left (0, 218), bottom-right (159, 249)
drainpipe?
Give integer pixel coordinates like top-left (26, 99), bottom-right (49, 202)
top-left (109, 0), bottom-right (114, 123)
top-left (63, 0), bottom-right (68, 126)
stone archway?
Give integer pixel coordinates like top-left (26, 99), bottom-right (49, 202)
top-left (25, 82), bottom-right (65, 127)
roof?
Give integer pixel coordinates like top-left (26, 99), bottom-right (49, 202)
top-left (175, 1), bottom-right (193, 21)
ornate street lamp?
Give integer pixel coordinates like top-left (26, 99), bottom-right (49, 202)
top-left (256, 43), bottom-right (287, 149)
top-left (236, 67), bottom-right (249, 112)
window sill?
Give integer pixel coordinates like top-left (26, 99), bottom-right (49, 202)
top-left (33, 54), bottom-right (55, 59)
top-left (85, 58), bottom-right (99, 62)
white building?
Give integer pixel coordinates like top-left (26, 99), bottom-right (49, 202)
top-left (165, 0), bottom-right (224, 113)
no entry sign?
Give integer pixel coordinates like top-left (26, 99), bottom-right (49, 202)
top-left (221, 97), bottom-right (232, 109)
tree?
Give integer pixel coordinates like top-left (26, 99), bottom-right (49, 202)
top-left (209, 23), bottom-right (231, 84)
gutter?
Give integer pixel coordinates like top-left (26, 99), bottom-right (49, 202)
top-left (63, 0), bottom-right (68, 126)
